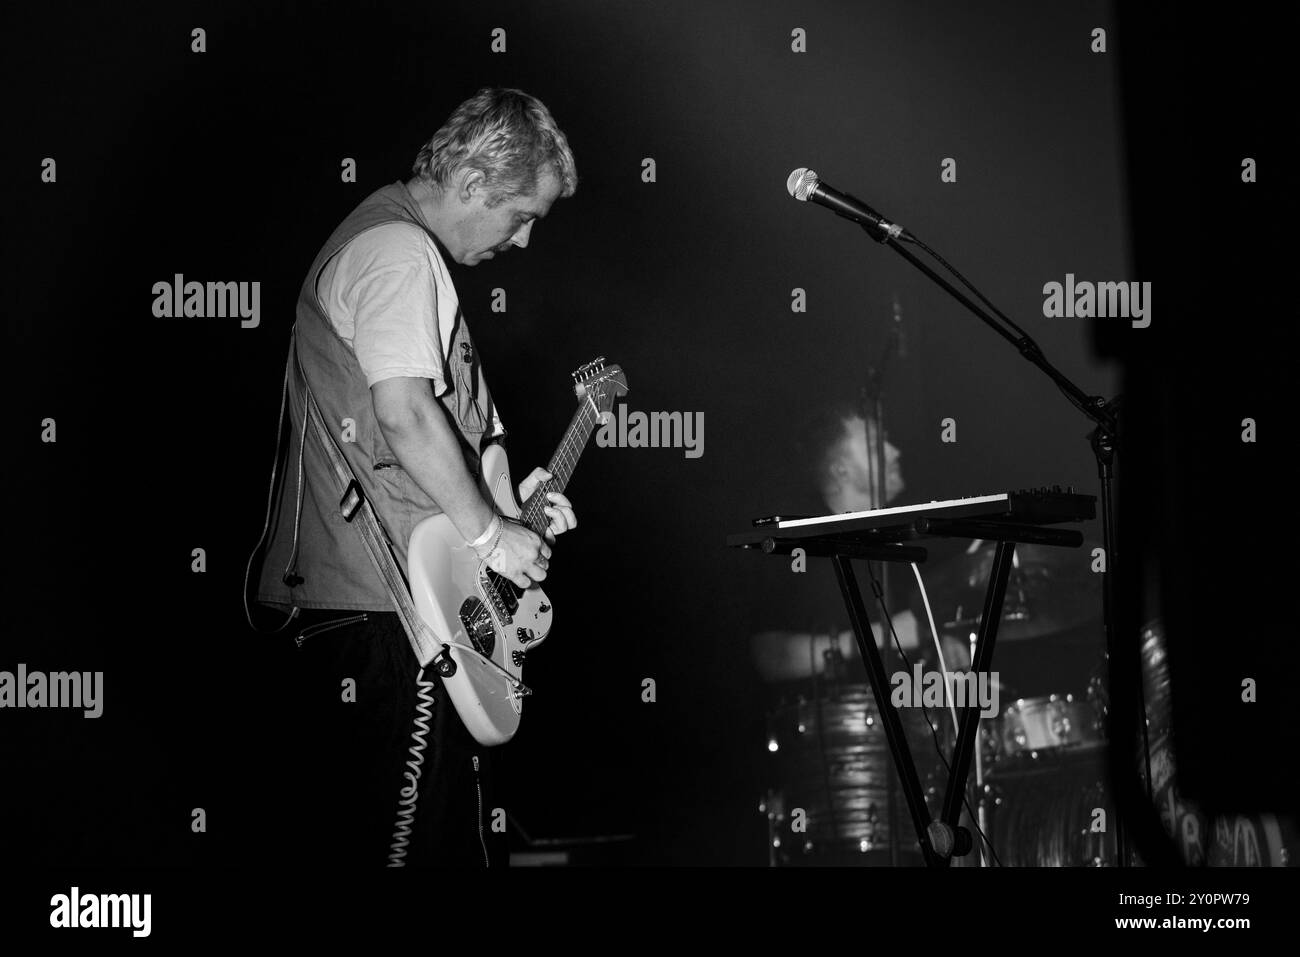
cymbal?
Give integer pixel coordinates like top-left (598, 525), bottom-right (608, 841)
top-left (926, 540), bottom-right (1101, 641)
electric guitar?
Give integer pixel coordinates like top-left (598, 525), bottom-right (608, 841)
top-left (407, 358), bottom-right (628, 746)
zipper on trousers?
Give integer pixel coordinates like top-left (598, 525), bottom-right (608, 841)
top-left (473, 755), bottom-right (489, 868)
top-left (294, 613), bottom-right (368, 647)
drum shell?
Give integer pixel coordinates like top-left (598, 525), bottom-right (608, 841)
top-left (981, 693), bottom-right (1105, 773)
top-left (764, 684), bottom-right (939, 864)
top-left (999, 694), bottom-right (1104, 758)
top-left (988, 756), bottom-right (1116, 867)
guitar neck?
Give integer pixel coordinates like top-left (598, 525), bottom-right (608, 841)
top-left (518, 400), bottom-right (600, 537)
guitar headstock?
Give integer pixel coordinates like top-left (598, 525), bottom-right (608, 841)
top-left (571, 356), bottom-right (629, 419)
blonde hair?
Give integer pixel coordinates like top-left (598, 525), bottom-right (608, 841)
top-left (411, 87), bottom-right (577, 206)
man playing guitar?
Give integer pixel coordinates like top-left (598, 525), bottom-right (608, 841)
top-left (249, 88), bottom-right (578, 867)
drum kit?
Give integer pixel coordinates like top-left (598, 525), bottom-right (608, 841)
top-left (756, 544), bottom-right (1295, 866)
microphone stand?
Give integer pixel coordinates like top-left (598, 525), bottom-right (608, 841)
top-left (861, 304), bottom-right (901, 865)
top-left (849, 215), bottom-right (1177, 867)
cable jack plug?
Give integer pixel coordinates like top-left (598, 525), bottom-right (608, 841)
top-left (433, 643), bottom-right (458, 678)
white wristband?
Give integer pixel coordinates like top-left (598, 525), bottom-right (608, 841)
top-left (469, 514), bottom-right (502, 550)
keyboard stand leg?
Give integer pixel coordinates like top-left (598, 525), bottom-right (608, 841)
top-left (939, 541), bottom-right (1015, 845)
top-left (832, 555), bottom-right (942, 867)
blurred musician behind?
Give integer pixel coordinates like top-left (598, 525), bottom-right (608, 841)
top-left (748, 398), bottom-right (923, 683)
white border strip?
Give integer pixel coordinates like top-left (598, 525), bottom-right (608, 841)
top-left (776, 493), bottom-right (1010, 529)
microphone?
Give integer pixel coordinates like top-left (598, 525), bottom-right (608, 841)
top-left (786, 168), bottom-right (908, 241)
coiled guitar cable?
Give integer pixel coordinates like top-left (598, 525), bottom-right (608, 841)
top-left (387, 666), bottom-right (437, 867)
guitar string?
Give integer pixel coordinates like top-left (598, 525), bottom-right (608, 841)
top-left (520, 400), bottom-right (596, 532)
top-left (511, 398), bottom-right (595, 558)
top-left (489, 398), bottom-right (598, 605)
top-left (525, 409), bottom-right (581, 525)
top-left (509, 369), bottom-right (617, 537)
top-left (519, 422), bottom-right (582, 533)
top-left (542, 404), bottom-right (594, 516)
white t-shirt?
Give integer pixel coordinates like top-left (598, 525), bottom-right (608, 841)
top-left (315, 220), bottom-right (504, 438)
top-left (315, 221), bottom-right (459, 396)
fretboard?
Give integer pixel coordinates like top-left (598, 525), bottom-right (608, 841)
top-left (518, 400), bottom-right (600, 537)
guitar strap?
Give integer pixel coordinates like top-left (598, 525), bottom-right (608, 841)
top-left (293, 338), bottom-right (443, 668)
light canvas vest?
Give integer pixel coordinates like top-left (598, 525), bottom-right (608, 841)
top-left (256, 181), bottom-right (500, 611)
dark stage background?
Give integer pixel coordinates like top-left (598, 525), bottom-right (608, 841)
top-left (6, 0), bottom-right (1289, 873)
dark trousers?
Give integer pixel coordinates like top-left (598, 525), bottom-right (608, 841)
top-left (283, 608), bottom-right (501, 867)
